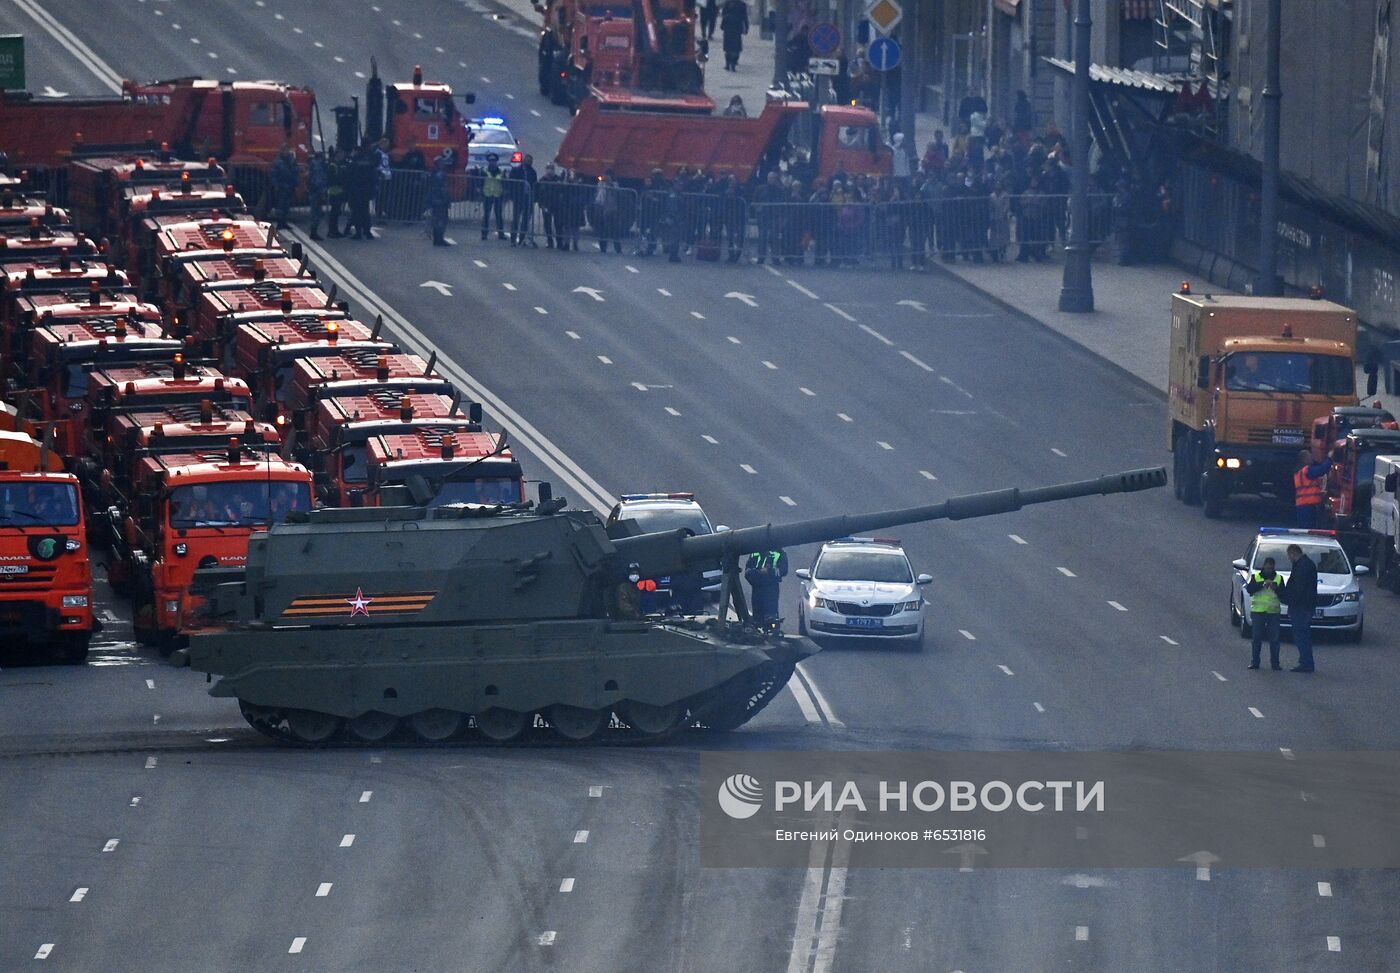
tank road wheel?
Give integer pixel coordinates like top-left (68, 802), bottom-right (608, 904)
top-left (547, 704), bottom-right (607, 742)
top-left (617, 700), bottom-right (687, 737)
top-left (285, 709), bottom-right (342, 744)
top-left (239, 701), bottom-right (290, 741)
top-left (692, 660), bottom-right (794, 732)
top-left (474, 708), bottom-right (530, 742)
top-left (348, 711), bottom-right (400, 742)
top-left (408, 709), bottom-right (465, 742)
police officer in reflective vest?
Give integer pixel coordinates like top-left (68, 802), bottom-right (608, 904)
top-left (1293, 450), bottom-right (1330, 528)
top-left (744, 548), bottom-right (788, 627)
top-left (1244, 556), bottom-right (1283, 670)
top-left (480, 154), bottom-right (506, 241)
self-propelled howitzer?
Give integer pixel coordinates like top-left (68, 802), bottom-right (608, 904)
top-left (185, 467), bottom-right (1166, 745)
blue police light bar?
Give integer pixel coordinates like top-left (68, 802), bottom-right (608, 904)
top-left (478, 116), bottom-right (506, 126)
top-left (619, 492), bottom-right (695, 502)
top-left (1259, 527), bottom-right (1338, 536)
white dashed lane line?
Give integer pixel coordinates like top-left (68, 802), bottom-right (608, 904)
top-left (1033, 702), bottom-right (1046, 713)
top-left (1249, 706), bottom-right (1265, 719)
top-left (589, 785), bottom-right (604, 797)
top-left (858, 324), bottom-right (893, 345)
top-left (102, 839), bottom-right (119, 852)
top-left (145, 678), bottom-right (155, 689)
top-left (502, 282), bottom-right (516, 291)
top-left (1318, 881), bottom-right (1332, 897)
top-left (535, 306), bottom-right (548, 314)
top-left (664, 407), bottom-right (681, 416)
top-left (1107, 600), bottom-right (1127, 611)
top-left (780, 496), bottom-right (797, 506)
top-left (316, 883), bottom-right (332, 897)
top-left (537, 931), bottom-right (558, 946)
top-left (573, 830), bottom-right (589, 844)
top-left (1211, 671), bottom-right (1228, 682)
top-left (359, 790), bottom-right (372, 803)
top-left (1280, 747), bottom-right (1295, 760)
top-left (530, 108), bottom-right (542, 116)
top-left (726, 336), bottom-right (741, 344)
top-left (690, 311), bottom-right (705, 319)
top-left (69, 888), bottom-right (88, 903)
top-left (958, 630), bottom-right (976, 640)
top-left (35, 944), bottom-right (54, 960)
top-left (596, 356), bottom-right (612, 365)
top-left (899, 350), bottom-right (935, 372)
top-left (799, 386), bottom-right (815, 396)
top-left (919, 470), bottom-right (937, 480)
top-left (624, 264), bottom-right (638, 273)
top-left (1160, 635), bottom-right (1179, 645)
top-left (289, 937), bottom-right (306, 954)
top-left (787, 280), bottom-right (819, 299)
top-left (473, 259), bottom-right (488, 268)
top-left (340, 834), bottom-right (355, 847)
top-left (1057, 567), bottom-right (1076, 577)
top-left (877, 441), bottom-right (893, 450)
top-left (565, 330), bottom-right (581, 340)
top-left (657, 288), bottom-right (671, 296)
top-left (837, 412), bottom-right (853, 422)
top-left (702, 434), bottom-right (718, 444)
top-left (560, 878), bottom-right (575, 892)
top-left (1051, 447), bottom-right (1068, 457)
top-left (997, 665), bottom-right (1014, 676)
top-left (1009, 534), bottom-right (1027, 544)
top-left (824, 303), bottom-right (856, 322)
top-left (762, 360), bottom-right (778, 370)
top-left (740, 464), bottom-right (757, 474)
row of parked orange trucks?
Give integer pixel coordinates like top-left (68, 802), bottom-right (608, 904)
top-left (0, 148), bottom-right (524, 663)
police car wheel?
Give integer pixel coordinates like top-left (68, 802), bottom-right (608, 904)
top-left (1239, 614), bottom-right (1252, 639)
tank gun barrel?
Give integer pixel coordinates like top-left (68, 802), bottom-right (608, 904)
top-left (612, 467), bottom-right (1167, 575)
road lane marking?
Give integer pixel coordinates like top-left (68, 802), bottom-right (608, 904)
top-left (69, 888), bottom-right (88, 902)
top-left (959, 630), bottom-right (976, 640)
top-left (1312, 834), bottom-right (1326, 848)
top-left (289, 938), bottom-right (306, 954)
top-left (1212, 670), bottom-right (1228, 681)
top-left (316, 883), bottom-right (332, 897)
top-left (899, 350), bottom-right (935, 372)
top-left (152, 714), bottom-right (160, 724)
top-left (130, 797), bottom-right (141, 806)
top-left (537, 931), bottom-right (557, 946)
top-left (762, 360), bottom-right (778, 370)
top-left (556, 126), bottom-right (568, 134)
top-left (1058, 567), bottom-right (1076, 577)
top-left (664, 407), bottom-right (681, 416)
top-left (1033, 702), bottom-right (1046, 713)
top-left (573, 830), bottom-right (589, 843)
top-left (837, 412), bottom-right (853, 422)
top-left (145, 756), bottom-right (157, 769)
top-left (858, 324), bottom-right (893, 345)
top-left (1280, 747), bottom-right (1295, 760)
top-left (35, 944), bottom-right (54, 960)
top-left (702, 434), bottom-right (718, 444)
top-left (824, 303), bottom-right (856, 322)
top-left (780, 496), bottom-right (796, 506)
top-left (560, 878), bottom-right (575, 892)
top-left (727, 336), bottom-right (742, 344)
top-left (1327, 936), bottom-right (1341, 952)
top-left (535, 306), bottom-right (548, 314)
top-left (787, 673), bottom-right (820, 723)
top-left (795, 662), bottom-right (842, 727)
top-left (625, 264), bottom-right (638, 273)
top-left (997, 665), bottom-right (1014, 676)
top-left (740, 464), bottom-right (757, 474)
top-left (690, 311), bottom-right (705, 319)
top-left (596, 356), bottom-right (612, 364)
top-left (1009, 534), bottom-right (1026, 544)
top-left (502, 282), bottom-right (516, 291)
top-left (359, 791), bottom-right (372, 803)
top-left (1075, 926), bottom-right (1089, 942)
top-left (657, 288), bottom-right (671, 296)
top-left (589, 785), bottom-right (604, 798)
top-left (787, 280), bottom-right (819, 299)
top-left (1051, 447), bottom-right (1068, 457)
top-left (565, 330), bottom-right (581, 339)
top-left (530, 108), bottom-right (541, 116)
top-left (1160, 636), bottom-right (1179, 645)
top-left (473, 259), bottom-right (488, 268)
top-left (800, 387), bottom-right (815, 396)
top-left (1107, 600), bottom-right (1127, 611)
top-left (370, 755), bottom-right (383, 763)
top-left (102, 839), bottom-right (119, 852)
top-left (631, 383), bottom-right (648, 391)
top-left (480, 75), bottom-right (491, 83)
top-left (919, 470), bottom-right (937, 480)
top-left (877, 441), bottom-right (893, 450)
top-left (1318, 882), bottom-right (1332, 897)
top-left (12, 0), bottom-right (123, 91)
top-left (340, 834), bottom-right (355, 847)
top-left (1249, 706), bottom-right (1264, 719)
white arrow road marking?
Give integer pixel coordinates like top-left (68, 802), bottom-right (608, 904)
top-left (42, 86), bottom-right (69, 97)
top-left (725, 291), bottom-right (758, 307)
top-left (897, 299), bottom-right (927, 312)
top-left (572, 286), bottom-right (605, 301)
top-left (420, 280), bottom-right (453, 296)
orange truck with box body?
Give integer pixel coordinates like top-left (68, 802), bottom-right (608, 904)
top-left (1168, 292), bottom-right (1359, 517)
top-left (364, 427), bottom-right (523, 507)
top-left (0, 431), bottom-right (93, 663)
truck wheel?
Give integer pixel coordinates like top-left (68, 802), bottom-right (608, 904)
top-left (1174, 437), bottom-right (1201, 505)
top-left (1201, 470), bottom-right (1225, 519)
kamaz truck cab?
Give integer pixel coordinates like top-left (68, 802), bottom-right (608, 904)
top-left (284, 351), bottom-right (452, 420)
top-left (364, 428), bottom-right (522, 508)
top-left (1323, 428), bottom-right (1400, 551)
top-left (194, 280), bottom-right (334, 349)
top-left (231, 316), bottom-right (390, 414)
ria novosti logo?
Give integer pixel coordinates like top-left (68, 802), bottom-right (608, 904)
top-left (717, 773), bottom-right (764, 819)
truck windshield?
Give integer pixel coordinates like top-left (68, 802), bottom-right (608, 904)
top-left (168, 480), bottom-right (310, 527)
top-left (431, 477), bottom-right (523, 506)
top-left (1224, 353), bottom-right (1353, 395)
top-left (0, 482), bottom-right (80, 527)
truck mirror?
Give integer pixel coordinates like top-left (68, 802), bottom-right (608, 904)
top-left (1386, 471), bottom-right (1398, 493)
top-left (1196, 356), bottom-right (1210, 390)
top-left (469, 402), bottom-right (483, 423)
top-left (538, 481), bottom-right (553, 503)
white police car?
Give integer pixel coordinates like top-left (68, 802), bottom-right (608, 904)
top-left (605, 493), bottom-right (725, 612)
top-left (466, 116), bottom-right (522, 169)
top-left (796, 538), bottom-right (931, 647)
top-left (1230, 527), bottom-right (1368, 642)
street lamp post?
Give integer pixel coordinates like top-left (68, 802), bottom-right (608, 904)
top-left (1058, 0), bottom-right (1095, 313)
top-left (1256, 0), bottom-right (1282, 296)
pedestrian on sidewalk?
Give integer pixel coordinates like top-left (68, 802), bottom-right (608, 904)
top-left (1245, 557), bottom-right (1284, 670)
top-left (306, 150), bottom-right (330, 241)
top-left (1281, 544), bottom-right (1319, 673)
top-left (700, 0), bottom-right (719, 40)
top-left (720, 0), bottom-right (748, 71)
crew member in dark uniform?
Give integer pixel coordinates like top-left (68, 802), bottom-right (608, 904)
top-left (744, 548), bottom-right (788, 628)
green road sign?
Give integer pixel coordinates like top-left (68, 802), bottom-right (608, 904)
top-left (0, 35), bottom-right (24, 91)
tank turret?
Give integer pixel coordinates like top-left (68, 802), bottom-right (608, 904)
top-left (186, 467), bottom-right (1165, 745)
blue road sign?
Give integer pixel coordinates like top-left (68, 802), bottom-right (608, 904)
top-left (867, 36), bottom-right (900, 72)
top-left (808, 22), bottom-right (841, 58)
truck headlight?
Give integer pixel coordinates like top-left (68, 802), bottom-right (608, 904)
top-left (61, 595), bottom-right (89, 608)
top-left (173, 543), bottom-right (188, 556)
top-left (65, 539), bottom-right (82, 552)
top-left (165, 599), bottom-right (180, 614)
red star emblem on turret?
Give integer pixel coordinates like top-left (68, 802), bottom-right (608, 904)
top-left (346, 587), bottom-right (372, 616)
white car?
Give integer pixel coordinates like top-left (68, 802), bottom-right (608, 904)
top-left (796, 538), bottom-right (931, 647)
top-left (465, 116), bottom-right (522, 169)
top-left (606, 493), bottom-right (724, 612)
top-left (1230, 528), bottom-right (1367, 642)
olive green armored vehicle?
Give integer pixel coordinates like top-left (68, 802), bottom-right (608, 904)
top-left (186, 467), bottom-right (1166, 744)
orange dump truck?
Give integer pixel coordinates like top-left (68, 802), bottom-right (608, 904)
top-left (1168, 292), bottom-right (1359, 517)
top-left (0, 431), bottom-right (93, 663)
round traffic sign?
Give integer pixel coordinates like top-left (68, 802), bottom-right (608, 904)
top-left (808, 22), bottom-right (841, 58)
top-left (867, 35), bottom-right (901, 72)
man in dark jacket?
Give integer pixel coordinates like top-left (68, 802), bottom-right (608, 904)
top-left (271, 144), bottom-right (299, 229)
top-left (345, 145), bottom-right (378, 241)
top-left (744, 548), bottom-right (788, 628)
top-left (508, 153), bottom-right (539, 247)
top-left (537, 163), bottom-right (564, 249)
top-left (426, 152), bottom-right (452, 246)
top-left (306, 151), bottom-right (329, 240)
top-left (720, 0), bottom-right (748, 71)
top-left (1281, 544), bottom-right (1319, 672)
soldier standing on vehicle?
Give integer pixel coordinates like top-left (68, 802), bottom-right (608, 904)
top-left (744, 548), bottom-right (788, 628)
top-left (427, 152), bottom-right (452, 247)
top-left (480, 154), bottom-right (506, 241)
top-left (508, 153), bottom-right (539, 248)
top-left (307, 151), bottom-right (329, 241)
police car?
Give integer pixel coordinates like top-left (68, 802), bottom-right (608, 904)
top-left (796, 537), bottom-right (931, 646)
top-left (465, 116), bottom-right (522, 169)
top-left (1230, 527), bottom-right (1368, 642)
top-left (605, 493), bottom-right (725, 613)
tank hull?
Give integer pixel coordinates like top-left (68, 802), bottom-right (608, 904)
top-left (189, 618), bottom-right (816, 743)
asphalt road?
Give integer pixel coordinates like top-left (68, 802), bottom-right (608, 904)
top-left (2, 1), bottom-right (1399, 971)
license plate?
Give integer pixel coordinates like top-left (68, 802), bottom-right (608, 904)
top-left (844, 616), bottom-right (883, 628)
top-left (1272, 431), bottom-right (1304, 445)
top-left (0, 565), bottom-right (29, 575)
